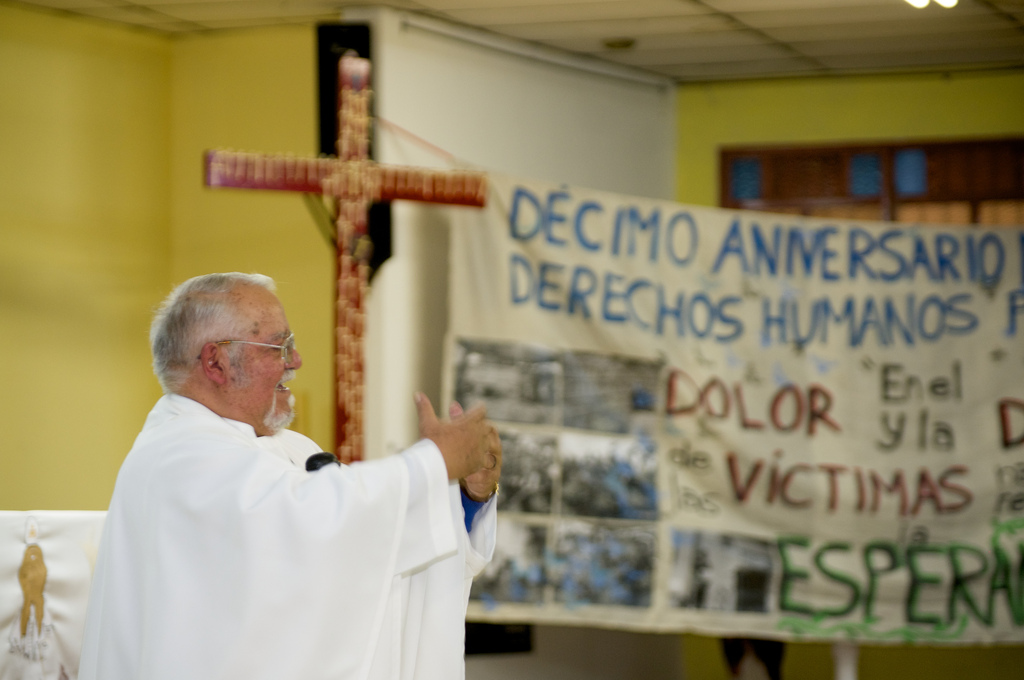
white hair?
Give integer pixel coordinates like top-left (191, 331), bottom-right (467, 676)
top-left (150, 272), bottom-right (276, 394)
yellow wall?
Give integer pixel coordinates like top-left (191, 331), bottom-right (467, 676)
top-left (167, 26), bottom-right (336, 450)
top-left (677, 70), bottom-right (1024, 207)
top-left (0, 1), bottom-right (171, 510)
top-left (676, 71), bottom-right (1024, 677)
top-left (0, 4), bottom-right (334, 510)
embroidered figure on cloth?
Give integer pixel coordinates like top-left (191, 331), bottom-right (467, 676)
top-left (6, 517), bottom-right (69, 680)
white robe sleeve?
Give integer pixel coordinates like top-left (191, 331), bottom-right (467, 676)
top-left (390, 440), bottom-right (458, 575)
top-left (375, 484), bottom-right (497, 680)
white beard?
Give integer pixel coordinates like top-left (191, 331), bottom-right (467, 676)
top-left (263, 389), bottom-right (296, 435)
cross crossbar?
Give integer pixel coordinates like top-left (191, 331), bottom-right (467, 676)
top-left (205, 150), bottom-right (487, 207)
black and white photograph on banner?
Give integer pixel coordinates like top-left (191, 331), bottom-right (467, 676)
top-left (452, 339), bottom-right (663, 436)
top-left (470, 519), bottom-right (548, 606)
top-left (453, 339), bottom-right (561, 426)
top-left (494, 430), bottom-right (557, 514)
top-left (562, 351), bottom-right (662, 435)
top-left (668, 530), bottom-right (775, 613)
top-left (548, 521), bottom-right (656, 608)
top-left (559, 432), bottom-right (658, 520)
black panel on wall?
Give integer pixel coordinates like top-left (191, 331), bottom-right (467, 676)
top-left (465, 622), bottom-right (534, 655)
top-left (316, 23), bottom-right (371, 157)
top-left (317, 23), bottom-right (390, 279)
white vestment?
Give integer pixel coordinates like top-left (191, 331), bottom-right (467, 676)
top-left (78, 394), bottom-right (495, 680)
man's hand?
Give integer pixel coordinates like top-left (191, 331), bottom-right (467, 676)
top-left (415, 393), bottom-right (498, 483)
top-left (449, 401), bottom-right (501, 501)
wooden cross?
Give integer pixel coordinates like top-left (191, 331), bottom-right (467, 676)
top-left (204, 52), bottom-right (487, 463)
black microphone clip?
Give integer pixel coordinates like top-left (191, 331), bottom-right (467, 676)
top-left (305, 452), bottom-right (340, 472)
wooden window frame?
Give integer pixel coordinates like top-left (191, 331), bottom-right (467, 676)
top-left (720, 138), bottom-right (1024, 223)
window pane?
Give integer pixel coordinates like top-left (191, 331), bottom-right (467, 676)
top-left (775, 153), bottom-right (843, 199)
top-left (894, 149), bottom-right (928, 196)
top-left (849, 153), bottom-right (881, 197)
top-left (730, 158), bottom-right (761, 201)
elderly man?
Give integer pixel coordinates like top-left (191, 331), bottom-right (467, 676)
top-left (79, 272), bottom-right (501, 680)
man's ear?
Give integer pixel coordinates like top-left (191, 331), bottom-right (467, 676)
top-left (198, 343), bottom-right (230, 386)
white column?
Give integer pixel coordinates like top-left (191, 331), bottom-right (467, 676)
top-left (832, 641), bottom-right (859, 680)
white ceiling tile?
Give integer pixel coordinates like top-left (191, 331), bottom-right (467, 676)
top-left (703, 0), bottom-right (896, 11)
top-left (615, 30), bottom-right (765, 50)
top-left (139, 0), bottom-right (277, 5)
top-left (73, 5), bottom-right (183, 25)
top-left (420, 0), bottom-right (678, 9)
top-left (188, 14), bottom-right (342, 30)
top-left (440, 0), bottom-right (709, 26)
top-left (13, 0), bottom-right (111, 8)
top-left (488, 14), bottom-right (736, 41)
top-left (764, 15), bottom-right (1016, 41)
top-left (658, 56), bottom-right (825, 80)
top-left (794, 30), bottom-right (1024, 56)
top-left (734, 3), bottom-right (996, 29)
top-left (546, 29), bottom-right (766, 53)
top-left (606, 43), bottom-right (794, 67)
top-left (137, 0), bottom-right (370, 10)
top-left (155, 0), bottom-right (339, 22)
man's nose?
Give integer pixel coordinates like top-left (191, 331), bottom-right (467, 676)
top-left (287, 348), bottom-right (303, 369)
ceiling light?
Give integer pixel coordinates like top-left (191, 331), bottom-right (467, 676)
top-left (934, 0), bottom-right (957, 6)
top-left (905, 0), bottom-right (929, 7)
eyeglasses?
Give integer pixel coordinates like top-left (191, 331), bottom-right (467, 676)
top-left (213, 333), bottom-right (296, 363)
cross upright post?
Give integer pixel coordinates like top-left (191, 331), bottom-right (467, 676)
top-left (334, 52), bottom-right (371, 464)
top-left (204, 51), bottom-right (487, 462)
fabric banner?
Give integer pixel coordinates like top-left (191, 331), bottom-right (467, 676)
top-left (1, 511), bottom-right (104, 680)
top-left (448, 173), bottom-right (1024, 644)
